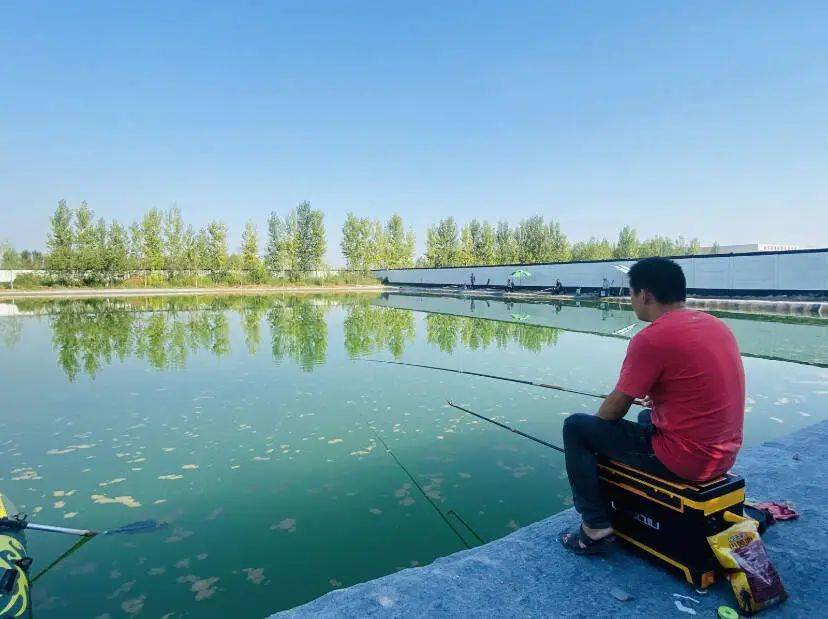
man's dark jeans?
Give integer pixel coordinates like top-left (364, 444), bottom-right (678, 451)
top-left (562, 409), bottom-right (680, 529)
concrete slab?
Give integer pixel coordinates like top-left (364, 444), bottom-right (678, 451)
top-left (275, 421), bottom-right (827, 617)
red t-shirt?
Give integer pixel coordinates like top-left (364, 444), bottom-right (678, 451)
top-left (616, 309), bottom-right (745, 481)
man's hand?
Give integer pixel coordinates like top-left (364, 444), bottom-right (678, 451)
top-left (597, 389), bottom-right (635, 421)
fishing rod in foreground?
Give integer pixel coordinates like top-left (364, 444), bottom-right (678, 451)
top-left (4, 516), bottom-right (165, 538)
top-left (0, 508), bottom-right (166, 585)
top-left (363, 359), bottom-right (644, 407)
top-left (367, 425), bottom-right (484, 548)
top-left (447, 401), bottom-right (564, 453)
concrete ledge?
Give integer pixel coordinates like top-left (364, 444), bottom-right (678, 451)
top-left (276, 421), bottom-right (828, 617)
top-left (686, 297), bottom-right (828, 318)
top-left (393, 286), bottom-right (828, 318)
top-left (0, 285), bottom-right (395, 300)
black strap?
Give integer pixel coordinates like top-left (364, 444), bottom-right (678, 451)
top-left (0, 568), bottom-right (18, 594)
top-left (0, 515), bottom-right (28, 532)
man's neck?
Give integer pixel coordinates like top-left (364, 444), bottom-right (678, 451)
top-left (647, 301), bottom-right (686, 322)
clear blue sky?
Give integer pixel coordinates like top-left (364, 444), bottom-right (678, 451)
top-left (2, 1), bottom-right (826, 264)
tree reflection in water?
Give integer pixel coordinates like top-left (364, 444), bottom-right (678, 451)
top-left (0, 314), bottom-right (23, 349)
top-left (343, 304), bottom-right (415, 359)
top-left (267, 297), bottom-right (328, 372)
top-left (1, 295), bottom-right (562, 380)
top-left (426, 313), bottom-right (559, 353)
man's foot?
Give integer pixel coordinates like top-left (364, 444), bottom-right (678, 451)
top-left (559, 524), bottom-right (616, 555)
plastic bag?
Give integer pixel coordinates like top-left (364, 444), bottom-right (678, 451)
top-left (707, 519), bottom-right (787, 615)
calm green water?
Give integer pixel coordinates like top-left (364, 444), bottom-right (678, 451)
top-left (0, 292), bottom-right (826, 617)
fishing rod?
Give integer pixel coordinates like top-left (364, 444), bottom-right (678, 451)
top-left (446, 510), bottom-right (485, 545)
top-left (2, 516), bottom-right (164, 538)
top-left (364, 359), bottom-right (644, 406)
top-left (30, 536), bottom-right (94, 584)
top-left (367, 426), bottom-right (484, 549)
top-left (447, 401), bottom-right (564, 453)
top-left (0, 514), bottom-right (165, 586)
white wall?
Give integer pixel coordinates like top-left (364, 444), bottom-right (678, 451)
top-left (374, 250), bottom-right (828, 294)
top-left (0, 270), bottom-right (35, 284)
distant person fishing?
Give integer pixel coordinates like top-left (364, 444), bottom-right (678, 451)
top-left (559, 257), bottom-right (746, 554)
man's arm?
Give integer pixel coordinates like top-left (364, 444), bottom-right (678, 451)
top-left (597, 389), bottom-right (635, 421)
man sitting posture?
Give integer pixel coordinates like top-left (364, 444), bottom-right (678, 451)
top-left (560, 257), bottom-right (745, 554)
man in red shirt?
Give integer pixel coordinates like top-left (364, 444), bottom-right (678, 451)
top-left (560, 257), bottom-right (745, 554)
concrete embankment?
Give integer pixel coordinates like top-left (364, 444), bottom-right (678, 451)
top-left (685, 297), bottom-right (828, 317)
top-left (275, 421), bottom-right (827, 617)
top-left (396, 285), bottom-right (828, 317)
top-left (0, 284), bottom-right (395, 300)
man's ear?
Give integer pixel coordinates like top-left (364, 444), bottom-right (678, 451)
top-left (643, 289), bottom-right (654, 304)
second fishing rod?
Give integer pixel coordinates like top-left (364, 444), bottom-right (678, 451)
top-left (364, 359), bottom-right (645, 407)
top-left (367, 358), bottom-right (644, 453)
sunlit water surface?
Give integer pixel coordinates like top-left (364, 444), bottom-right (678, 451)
top-left (0, 292), bottom-right (825, 617)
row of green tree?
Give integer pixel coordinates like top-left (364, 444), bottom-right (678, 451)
top-left (0, 241), bottom-right (46, 269)
top-left (13, 200), bottom-right (416, 283)
top-left (420, 217), bottom-right (701, 267)
top-left (4, 201), bottom-right (707, 282)
top-left (340, 213), bottom-right (416, 270)
top-left (38, 200), bottom-right (333, 284)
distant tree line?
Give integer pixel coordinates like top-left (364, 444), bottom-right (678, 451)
top-left (12, 200), bottom-right (337, 285)
top-left (2, 200), bottom-right (704, 286)
top-left (340, 213), bottom-right (416, 271)
top-left (419, 218), bottom-right (701, 267)
top-left (0, 243), bottom-right (46, 270)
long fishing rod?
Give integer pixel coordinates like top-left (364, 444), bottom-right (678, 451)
top-left (30, 536), bottom-right (94, 584)
top-left (3, 517), bottom-right (164, 538)
top-left (364, 359), bottom-right (644, 407)
top-left (447, 401), bottom-right (564, 453)
top-left (367, 426), bottom-right (481, 549)
top-left (1, 514), bottom-right (165, 585)
top-left (446, 510), bottom-right (485, 545)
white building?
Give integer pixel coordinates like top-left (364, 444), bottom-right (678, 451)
top-left (374, 247), bottom-right (828, 296)
top-left (698, 243), bottom-right (800, 255)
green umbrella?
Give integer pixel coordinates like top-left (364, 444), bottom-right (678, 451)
top-left (510, 269), bottom-right (532, 279)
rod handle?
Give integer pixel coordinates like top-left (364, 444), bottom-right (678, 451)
top-left (25, 522), bottom-right (98, 537)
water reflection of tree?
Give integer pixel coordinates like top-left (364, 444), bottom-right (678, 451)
top-left (426, 314), bottom-right (462, 352)
top-left (16, 294), bottom-right (400, 379)
top-left (0, 316), bottom-right (23, 349)
top-left (44, 298), bottom-right (235, 380)
top-left (343, 304), bottom-right (415, 359)
top-left (132, 311), bottom-right (230, 370)
top-left (268, 297), bottom-right (328, 371)
top-left (49, 302), bottom-right (134, 380)
top-left (240, 296), bottom-right (270, 355)
top-left (426, 314), bottom-right (559, 353)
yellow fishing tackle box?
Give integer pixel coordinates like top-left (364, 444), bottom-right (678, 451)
top-left (1, 493), bottom-right (32, 618)
top-left (597, 459), bottom-right (746, 588)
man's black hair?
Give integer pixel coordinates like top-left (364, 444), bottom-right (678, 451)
top-left (627, 257), bottom-right (686, 303)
